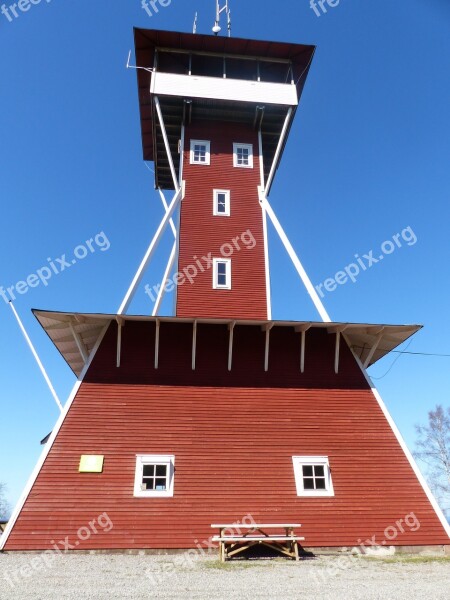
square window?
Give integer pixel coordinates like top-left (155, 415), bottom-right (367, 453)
top-left (134, 455), bottom-right (175, 497)
top-left (190, 140), bottom-right (211, 165)
top-left (293, 456), bottom-right (334, 497)
top-left (233, 143), bottom-right (253, 168)
top-left (213, 189), bottom-right (230, 216)
top-left (213, 258), bottom-right (231, 290)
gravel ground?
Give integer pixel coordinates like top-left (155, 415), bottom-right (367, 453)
top-left (1, 553), bottom-right (449, 599)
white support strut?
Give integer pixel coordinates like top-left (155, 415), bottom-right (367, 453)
top-left (265, 108), bottom-right (293, 195)
top-left (118, 186), bottom-right (182, 315)
top-left (363, 329), bottom-right (384, 369)
top-left (9, 301), bottom-right (63, 412)
top-left (116, 318), bottom-right (123, 368)
top-left (192, 320), bottom-right (197, 371)
top-left (258, 128), bottom-right (272, 320)
top-left (154, 95), bottom-right (180, 190)
top-left (300, 330), bottom-right (306, 373)
top-left (228, 321), bottom-right (235, 371)
top-left (152, 241), bottom-right (177, 317)
top-left (173, 123), bottom-right (185, 314)
top-left (158, 188), bottom-right (177, 239)
top-left (260, 196), bottom-right (331, 323)
top-left (69, 321), bottom-right (89, 365)
top-left (335, 331), bottom-right (341, 374)
top-left (154, 319), bottom-right (160, 369)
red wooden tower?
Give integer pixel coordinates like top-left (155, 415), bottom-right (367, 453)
top-left (1, 20), bottom-right (449, 553)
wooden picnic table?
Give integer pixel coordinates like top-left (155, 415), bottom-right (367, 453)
top-left (211, 523), bottom-right (305, 562)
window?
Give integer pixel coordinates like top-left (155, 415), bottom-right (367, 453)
top-left (233, 143), bottom-right (253, 168)
top-left (134, 454), bottom-right (175, 498)
top-left (292, 456), bottom-right (334, 497)
top-left (213, 189), bottom-right (230, 216)
top-left (190, 140), bottom-right (211, 165)
top-left (213, 258), bottom-right (231, 289)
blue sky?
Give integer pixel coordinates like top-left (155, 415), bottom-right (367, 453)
top-left (0, 0), bottom-right (449, 512)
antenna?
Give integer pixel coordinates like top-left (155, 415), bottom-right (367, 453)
top-left (193, 12), bottom-right (198, 34)
top-left (212, 0), bottom-right (231, 36)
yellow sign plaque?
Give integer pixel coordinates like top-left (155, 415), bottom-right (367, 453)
top-left (79, 455), bottom-right (104, 473)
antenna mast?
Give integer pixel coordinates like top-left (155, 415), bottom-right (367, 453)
top-left (193, 12), bottom-right (198, 34)
top-left (212, 0), bottom-right (231, 37)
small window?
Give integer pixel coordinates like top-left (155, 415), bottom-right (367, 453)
top-left (233, 143), bottom-right (253, 168)
top-left (213, 258), bottom-right (231, 290)
top-left (190, 140), bottom-right (211, 165)
top-left (213, 189), bottom-right (230, 216)
top-left (292, 456), bottom-right (334, 497)
top-left (134, 454), bottom-right (175, 497)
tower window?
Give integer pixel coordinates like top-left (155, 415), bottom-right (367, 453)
top-left (190, 140), bottom-right (211, 165)
top-left (133, 454), bottom-right (175, 497)
top-left (233, 143), bottom-right (253, 168)
top-left (213, 258), bottom-right (231, 289)
top-left (292, 456), bottom-right (334, 497)
top-left (213, 189), bottom-right (230, 216)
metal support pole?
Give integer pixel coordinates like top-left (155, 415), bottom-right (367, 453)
top-left (261, 196), bottom-right (331, 323)
top-left (118, 187), bottom-right (182, 315)
top-left (9, 302), bottom-right (63, 412)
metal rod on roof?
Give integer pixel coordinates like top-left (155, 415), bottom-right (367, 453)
top-left (9, 302), bottom-right (63, 412)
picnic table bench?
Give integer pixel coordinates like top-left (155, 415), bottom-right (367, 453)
top-left (211, 523), bottom-right (305, 562)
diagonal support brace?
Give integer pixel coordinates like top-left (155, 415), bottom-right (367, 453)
top-left (118, 187), bottom-right (182, 315)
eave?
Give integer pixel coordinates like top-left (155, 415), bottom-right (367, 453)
top-left (33, 309), bottom-right (422, 378)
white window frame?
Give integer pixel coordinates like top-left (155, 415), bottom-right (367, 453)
top-left (292, 456), bottom-right (334, 497)
top-left (190, 139), bottom-right (211, 165)
top-left (213, 258), bottom-right (231, 290)
top-left (133, 454), bottom-right (175, 498)
top-left (213, 189), bottom-right (231, 217)
top-left (233, 143), bottom-right (253, 169)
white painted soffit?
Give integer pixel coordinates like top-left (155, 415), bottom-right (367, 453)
top-left (32, 310), bottom-right (422, 377)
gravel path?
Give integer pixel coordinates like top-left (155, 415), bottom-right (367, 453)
top-left (1, 553), bottom-right (449, 599)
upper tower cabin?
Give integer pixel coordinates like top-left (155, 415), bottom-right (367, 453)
top-left (134, 29), bottom-right (315, 320)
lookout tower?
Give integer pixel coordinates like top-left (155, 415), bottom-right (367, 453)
top-left (2, 23), bottom-right (449, 554)
top-left (128, 28), bottom-right (317, 320)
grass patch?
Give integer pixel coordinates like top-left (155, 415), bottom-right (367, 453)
top-left (203, 559), bottom-right (271, 570)
top-left (360, 555), bottom-right (450, 565)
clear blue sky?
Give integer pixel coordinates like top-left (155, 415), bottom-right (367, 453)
top-left (1, 0), bottom-right (449, 512)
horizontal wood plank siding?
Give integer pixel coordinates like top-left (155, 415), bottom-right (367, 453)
top-left (5, 322), bottom-right (449, 550)
top-left (176, 121), bottom-right (267, 319)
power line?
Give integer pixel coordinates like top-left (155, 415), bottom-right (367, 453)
top-left (389, 350), bottom-right (450, 358)
top-left (371, 339), bottom-right (414, 380)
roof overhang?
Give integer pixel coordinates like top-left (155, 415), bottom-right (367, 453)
top-left (33, 310), bottom-right (422, 378)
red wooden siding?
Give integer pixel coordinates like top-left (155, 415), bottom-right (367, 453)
top-left (176, 121), bottom-right (268, 319)
top-left (4, 322), bottom-right (449, 550)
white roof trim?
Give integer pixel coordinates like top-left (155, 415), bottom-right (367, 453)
top-left (346, 338), bottom-right (450, 541)
top-left (0, 322), bottom-right (110, 551)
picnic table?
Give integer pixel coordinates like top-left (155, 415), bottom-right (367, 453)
top-left (211, 523), bottom-right (304, 562)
